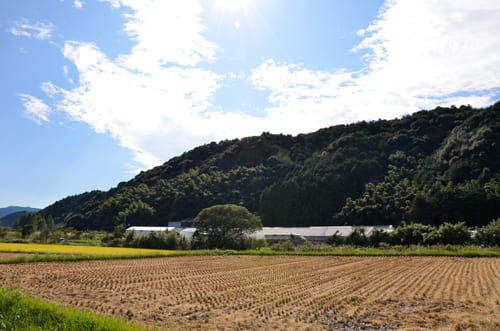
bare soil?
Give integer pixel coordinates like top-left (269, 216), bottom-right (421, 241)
top-left (0, 252), bottom-right (34, 260)
top-left (1, 256), bottom-right (499, 330)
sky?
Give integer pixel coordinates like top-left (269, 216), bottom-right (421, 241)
top-left (1, 0), bottom-right (500, 209)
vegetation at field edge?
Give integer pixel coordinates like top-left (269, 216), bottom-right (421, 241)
top-left (2, 244), bottom-right (500, 264)
top-left (220, 246), bottom-right (500, 257)
top-left (0, 287), bottom-right (154, 331)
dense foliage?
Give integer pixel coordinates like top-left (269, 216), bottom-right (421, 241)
top-left (322, 219), bottom-right (500, 247)
top-left (40, 102), bottom-right (500, 230)
top-left (194, 204), bottom-right (262, 249)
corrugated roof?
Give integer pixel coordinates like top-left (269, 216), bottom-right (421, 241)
top-left (126, 226), bottom-right (176, 232)
top-left (125, 225), bottom-right (393, 239)
top-left (253, 226), bottom-right (355, 239)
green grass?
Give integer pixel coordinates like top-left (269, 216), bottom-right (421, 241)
top-left (152, 245), bottom-right (500, 257)
top-left (0, 287), bottom-right (154, 331)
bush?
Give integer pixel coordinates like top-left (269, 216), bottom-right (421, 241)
top-left (394, 223), bottom-right (434, 246)
top-left (243, 237), bottom-right (268, 250)
top-left (124, 230), bottom-right (189, 250)
top-left (344, 228), bottom-right (367, 247)
top-left (368, 230), bottom-right (393, 247)
top-left (475, 218), bottom-right (500, 246)
top-left (271, 240), bottom-right (294, 252)
top-left (438, 222), bottom-right (471, 245)
top-left (326, 231), bottom-right (344, 246)
top-left (21, 224), bottom-right (35, 239)
top-left (0, 227), bottom-right (9, 239)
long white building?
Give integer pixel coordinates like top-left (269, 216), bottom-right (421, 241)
top-left (126, 225), bottom-right (393, 243)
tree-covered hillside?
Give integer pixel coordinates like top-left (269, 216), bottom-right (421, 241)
top-left (41, 102), bottom-right (500, 231)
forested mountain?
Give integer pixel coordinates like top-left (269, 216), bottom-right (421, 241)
top-left (0, 211), bottom-right (29, 228)
top-left (41, 102), bottom-right (500, 231)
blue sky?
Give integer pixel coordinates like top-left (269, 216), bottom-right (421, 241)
top-left (1, 0), bottom-right (499, 209)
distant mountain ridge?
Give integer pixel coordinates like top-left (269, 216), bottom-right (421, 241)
top-left (41, 102), bottom-right (500, 231)
top-left (0, 206), bottom-right (40, 228)
top-left (0, 206), bottom-right (39, 219)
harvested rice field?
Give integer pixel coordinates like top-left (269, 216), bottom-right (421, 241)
top-left (1, 256), bottom-right (499, 330)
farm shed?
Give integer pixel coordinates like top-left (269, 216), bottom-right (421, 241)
top-left (126, 225), bottom-right (394, 243)
top-left (178, 228), bottom-right (197, 240)
top-left (168, 218), bottom-right (195, 228)
top-left (125, 226), bottom-right (176, 236)
top-left (365, 225), bottom-right (394, 236)
top-left (252, 226), bottom-right (393, 244)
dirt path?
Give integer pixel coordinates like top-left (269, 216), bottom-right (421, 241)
top-left (1, 256), bottom-right (499, 330)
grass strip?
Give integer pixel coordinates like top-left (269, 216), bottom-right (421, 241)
top-left (0, 287), bottom-right (153, 331)
top-left (233, 246), bottom-right (500, 257)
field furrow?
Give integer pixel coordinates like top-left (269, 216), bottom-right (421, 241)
top-left (1, 256), bottom-right (499, 330)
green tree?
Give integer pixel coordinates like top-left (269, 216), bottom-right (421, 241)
top-left (438, 222), bottom-right (471, 245)
top-left (326, 231), bottom-right (345, 246)
top-left (476, 218), bottom-right (500, 246)
top-left (22, 224), bottom-right (35, 238)
top-left (394, 223), bottom-right (434, 246)
top-left (0, 221), bottom-right (8, 239)
top-left (194, 204), bottom-right (262, 249)
top-left (46, 215), bottom-right (56, 232)
top-left (344, 227), bottom-right (367, 247)
top-left (118, 200), bottom-right (155, 227)
top-left (39, 219), bottom-right (49, 243)
top-left (368, 229), bottom-right (393, 247)
top-left (17, 212), bottom-right (41, 232)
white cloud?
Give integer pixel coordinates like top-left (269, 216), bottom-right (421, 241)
top-left (18, 94), bottom-right (52, 124)
top-left (34, 1), bottom-right (226, 170)
top-left (10, 19), bottom-right (55, 40)
top-left (251, 0), bottom-right (500, 125)
top-left (73, 0), bottom-right (83, 9)
top-left (53, 40), bottom-right (224, 167)
top-left (106, 0), bottom-right (217, 71)
top-left (251, 59), bottom-right (358, 133)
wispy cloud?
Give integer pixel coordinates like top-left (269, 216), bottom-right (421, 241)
top-left (10, 19), bottom-right (55, 40)
top-left (73, 0), bottom-right (83, 9)
top-left (18, 94), bottom-right (52, 124)
top-left (251, 0), bottom-right (500, 124)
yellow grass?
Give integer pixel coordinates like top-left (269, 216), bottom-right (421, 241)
top-left (0, 243), bottom-right (172, 256)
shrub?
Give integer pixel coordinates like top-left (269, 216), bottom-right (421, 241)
top-left (475, 218), bottom-right (500, 246)
top-left (271, 240), bottom-right (294, 252)
top-left (124, 230), bottom-right (189, 250)
top-left (438, 222), bottom-right (471, 245)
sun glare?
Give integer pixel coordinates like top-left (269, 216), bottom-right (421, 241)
top-left (216, 0), bottom-right (249, 10)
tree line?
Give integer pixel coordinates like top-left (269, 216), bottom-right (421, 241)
top-left (326, 219), bottom-right (500, 247)
top-left (102, 204), bottom-right (500, 250)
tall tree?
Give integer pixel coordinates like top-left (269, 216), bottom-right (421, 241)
top-left (194, 204), bottom-right (262, 249)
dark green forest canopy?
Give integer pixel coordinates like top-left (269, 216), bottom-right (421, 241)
top-left (40, 102), bottom-right (500, 231)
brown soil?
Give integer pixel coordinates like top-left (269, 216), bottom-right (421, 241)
top-left (1, 256), bottom-right (499, 330)
top-left (0, 252), bottom-right (34, 260)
